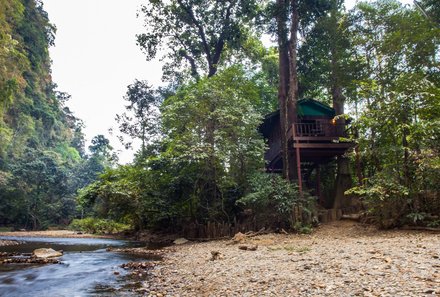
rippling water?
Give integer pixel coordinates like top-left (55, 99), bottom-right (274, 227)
top-left (0, 236), bottom-right (142, 297)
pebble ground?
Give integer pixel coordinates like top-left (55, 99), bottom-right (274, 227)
top-left (140, 221), bottom-right (440, 296)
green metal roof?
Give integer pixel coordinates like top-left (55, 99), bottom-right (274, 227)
top-left (297, 99), bottom-right (335, 117)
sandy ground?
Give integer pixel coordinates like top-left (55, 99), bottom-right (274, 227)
top-left (139, 221), bottom-right (440, 297)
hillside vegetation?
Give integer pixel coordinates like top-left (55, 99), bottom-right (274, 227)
top-left (0, 0), bottom-right (111, 230)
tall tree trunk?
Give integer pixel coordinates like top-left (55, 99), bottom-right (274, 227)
top-left (331, 55), bottom-right (352, 210)
top-left (287, 0), bottom-right (299, 181)
top-left (276, 0), bottom-right (300, 182)
top-left (401, 101), bottom-right (415, 211)
top-left (333, 155), bottom-right (352, 209)
top-left (205, 107), bottom-right (217, 219)
top-left (276, 0), bottom-right (291, 180)
top-left (327, 3), bottom-right (353, 209)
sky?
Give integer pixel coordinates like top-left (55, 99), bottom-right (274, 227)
top-left (43, 0), bottom-right (163, 163)
top-left (42, 0), bottom-right (413, 164)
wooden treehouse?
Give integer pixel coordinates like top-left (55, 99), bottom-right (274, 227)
top-left (260, 99), bottom-right (355, 215)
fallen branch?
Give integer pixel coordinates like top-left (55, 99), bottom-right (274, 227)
top-left (244, 227), bottom-right (271, 237)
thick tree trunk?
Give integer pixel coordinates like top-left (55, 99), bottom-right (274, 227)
top-left (332, 86), bottom-right (345, 136)
top-left (328, 11), bottom-right (353, 208)
top-left (276, 0), bottom-right (300, 182)
top-left (333, 156), bottom-right (352, 209)
top-left (331, 80), bottom-right (352, 210)
top-left (276, 0), bottom-right (291, 180)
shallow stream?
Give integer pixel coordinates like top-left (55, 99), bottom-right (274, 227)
top-left (0, 236), bottom-right (144, 296)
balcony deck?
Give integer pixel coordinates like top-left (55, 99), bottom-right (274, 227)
top-left (265, 120), bottom-right (354, 170)
top-left (289, 121), bottom-right (353, 161)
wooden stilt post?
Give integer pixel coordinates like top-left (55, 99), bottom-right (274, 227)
top-left (293, 124), bottom-right (303, 198)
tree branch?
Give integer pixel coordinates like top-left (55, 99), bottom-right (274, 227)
top-left (209, 0), bottom-right (236, 77)
top-left (176, 0), bottom-right (213, 69)
top-left (175, 34), bottom-right (201, 80)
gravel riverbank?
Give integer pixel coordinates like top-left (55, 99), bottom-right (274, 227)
top-left (0, 230), bottom-right (116, 239)
top-left (0, 240), bottom-right (20, 246)
top-left (139, 221), bottom-right (440, 296)
top-left (0, 230), bottom-right (119, 248)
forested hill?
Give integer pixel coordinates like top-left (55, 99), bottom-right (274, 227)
top-left (0, 0), bottom-right (107, 230)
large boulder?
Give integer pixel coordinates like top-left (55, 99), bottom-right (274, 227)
top-left (33, 248), bottom-right (63, 258)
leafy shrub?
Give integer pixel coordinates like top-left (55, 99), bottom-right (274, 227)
top-left (346, 172), bottom-right (409, 228)
top-left (292, 222), bottom-right (313, 234)
top-left (69, 218), bottom-right (130, 234)
top-left (427, 220), bottom-right (440, 228)
top-left (237, 172), bottom-right (316, 230)
top-left (406, 212), bottom-right (427, 225)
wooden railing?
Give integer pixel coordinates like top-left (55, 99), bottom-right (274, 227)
top-left (287, 120), bottom-right (347, 139)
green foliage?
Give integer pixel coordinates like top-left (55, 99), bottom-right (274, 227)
top-left (415, 0), bottom-right (440, 25)
top-left (0, 148), bottom-right (79, 229)
top-left (237, 172), bottom-right (316, 229)
top-left (3, 0), bottom-right (437, 234)
top-left (79, 66), bottom-right (268, 230)
top-left (69, 218), bottom-right (130, 234)
top-left (116, 80), bottom-right (162, 156)
top-left (88, 134), bottom-right (118, 165)
top-left (76, 164), bottom-right (165, 230)
top-left (406, 212), bottom-right (427, 225)
top-left (239, 173), bottom-right (299, 216)
top-left (162, 66), bottom-right (266, 222)
top-left (346, 172), bottom-right (409, 228)
top-left (0, 0), bottom-right (28, 114)
top-left (341, 0), bottom-right (440, 227)
top-left (0, 1), bottom-right (99, 230)
top-left (295, 224), bottom-right (313, 234)
top-left (298, 0), bottom-right (360, 101)
top-left (427, 220), bottom-right (440, 228)
top-left (137, 0), bottom-right (261, 81)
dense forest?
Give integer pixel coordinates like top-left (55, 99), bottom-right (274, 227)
top-left (1, 0), bottom-right (439, 233)
top-left (0, 0), bottom-right (114, 230)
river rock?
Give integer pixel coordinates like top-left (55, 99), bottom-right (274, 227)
top-left (33, 248), bottom-right (63, 258)
top-left (238, 244), bottom-right (258, 251)
top-left (210, 250), bottom-right (224, 261)
top-left (173, 238), bottom-right (189, 245)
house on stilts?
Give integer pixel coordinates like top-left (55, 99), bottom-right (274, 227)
top-left (260, 98), bottom-right (356, 220)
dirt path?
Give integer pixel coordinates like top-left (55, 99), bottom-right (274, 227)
top-left (141, 221), bottom-right (440, 296)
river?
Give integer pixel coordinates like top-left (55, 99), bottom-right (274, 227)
top-left (0, 236), bottom-right (146, 296)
